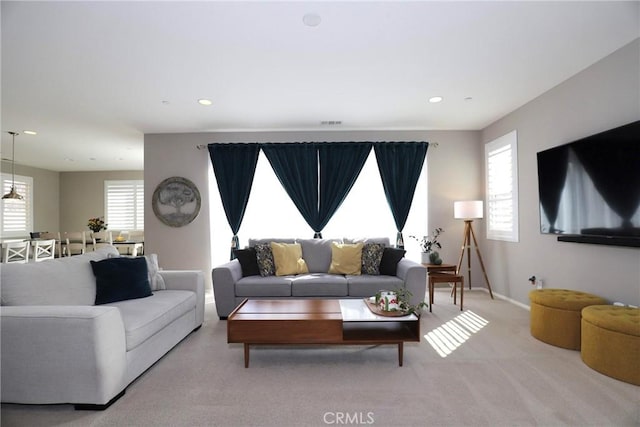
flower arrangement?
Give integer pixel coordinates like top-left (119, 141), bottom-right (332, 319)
top-left (87, 217), bottom-right (107, 233)
top-left (409, 227), bottom-right (444, 253)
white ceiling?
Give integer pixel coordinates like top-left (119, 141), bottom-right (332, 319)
top-left (2, 1), bottom-right (638, 172)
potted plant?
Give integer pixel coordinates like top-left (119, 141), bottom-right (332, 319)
top-left (410, 227), bottom-right (444, 264)
top-left (87, 217), bottom-right (108, 233)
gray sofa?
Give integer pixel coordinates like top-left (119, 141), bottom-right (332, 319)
top-left (0, 246), bottom-right (205, 409)
top-left (212, 238), bottom-right (427, 319)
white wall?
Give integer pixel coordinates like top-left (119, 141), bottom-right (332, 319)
top-left (481, 39), bottom-right (640, 305)
top-left (144, 130), bottom-right (483, 294)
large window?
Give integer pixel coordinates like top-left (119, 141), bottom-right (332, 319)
top-left (1, 173), bottom-right (33, 238)
top-left (209, 150), bottom-right (428, 265)
top-left (105, 180), bottom-right (144, 230)
top-left (485, 131), bottom-right (519, 242)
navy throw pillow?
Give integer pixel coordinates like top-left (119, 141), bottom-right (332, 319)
top-left (91, 257), bottom-right (152, 305)
top-left (379, 247), bottom-right (406, 276)
top-left (234, 247), bottom-right (260, 277)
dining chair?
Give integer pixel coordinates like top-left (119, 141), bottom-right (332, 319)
top-left (62, 231), bottom-right (87, 256)
top-left (2, 241), bottom-right (30, 263)
top-left (91, 230), bottom-right (113, 251)
top-left (39, 232), bottom-right (62, 257)
top-left (33, 239), bottom-right (56, 262)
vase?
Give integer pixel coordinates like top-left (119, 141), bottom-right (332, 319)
top-left (421, 252), bottom-right (430, 264)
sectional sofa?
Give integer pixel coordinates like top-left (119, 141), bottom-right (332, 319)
top-left (212, 237), bottom-right (427, 319)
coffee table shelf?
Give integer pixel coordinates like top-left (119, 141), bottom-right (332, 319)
top-left (227, 299), bottom-right (420, 367)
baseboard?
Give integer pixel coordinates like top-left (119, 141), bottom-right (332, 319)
top-left (74, 389), bottom-right (125, 411)
top-left (472, 287), bottom-right (531, 311)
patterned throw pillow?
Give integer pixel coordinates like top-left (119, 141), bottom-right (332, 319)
top-left (361, 243), bottom-right (384, 275)
top-left (254, 243), bottom-right (276, 277)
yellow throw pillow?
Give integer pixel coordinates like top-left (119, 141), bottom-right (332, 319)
top-left (270, 242), bottom-right (309, 276)
top-left (328, 242), bottom-right (363, 275)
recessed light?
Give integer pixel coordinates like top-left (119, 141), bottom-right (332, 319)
top-left (429, 96), bottom-right (443, 103)
top-left (303, 13), bottom-right (321, 27)
top-left (198, 99), bottom-right (212, 106)
top-left (23, 130), bottom-right (37, 135)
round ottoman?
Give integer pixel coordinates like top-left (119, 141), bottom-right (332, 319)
top-left (529, 289), bottom-right (606, 350)
top-left (581, 305), bottom-right (640, 385)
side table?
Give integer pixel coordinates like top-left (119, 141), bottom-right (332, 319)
top-left (422, 263), bottom-right (464, 312)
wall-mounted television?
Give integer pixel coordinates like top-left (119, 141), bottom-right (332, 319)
top-left (537, 120), bottom-right (640, 248)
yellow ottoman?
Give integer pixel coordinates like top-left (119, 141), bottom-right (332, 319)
top-left (529, 289), bottom-right (607, 350)
top-left (581, 305), bottom-right (640, 385)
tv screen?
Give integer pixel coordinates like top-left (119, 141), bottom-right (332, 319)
top-left (537, 120), bottom-right (640, 247)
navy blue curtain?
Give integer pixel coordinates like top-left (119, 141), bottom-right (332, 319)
top-left (262, 143), bottom-right (320, 235)
top-left (317, 142), bottom-right (372, 235)
top-left (208, 143), bottom-right (260, 259)
top-left (374, 142), bottom-right (429, 248)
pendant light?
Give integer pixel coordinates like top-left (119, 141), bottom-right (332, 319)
top-left (2, 131), bottom-right (24, 201)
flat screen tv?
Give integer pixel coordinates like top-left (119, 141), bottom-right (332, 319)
top-left (537, 120), bottom-right (640, 248)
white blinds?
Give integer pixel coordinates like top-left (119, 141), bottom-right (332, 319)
top-left (1, 174), bottom-right (33, 237)
top-left (485, 131), bottom-right (519, 242)
top-left (105, 180), bottom-right (144, 230)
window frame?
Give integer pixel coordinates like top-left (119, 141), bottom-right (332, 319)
top-left (485, 130), bottom-right (519, 242)
top-left (104, 180), bottom-right (144, 231)
top-left (1, 173), bottom-right (34, 238)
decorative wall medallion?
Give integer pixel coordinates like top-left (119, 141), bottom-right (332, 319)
top-left (152, 177), bottom-right (201, 227)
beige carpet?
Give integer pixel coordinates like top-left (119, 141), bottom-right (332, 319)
top-left (2, 289), bottom-right (638, 427)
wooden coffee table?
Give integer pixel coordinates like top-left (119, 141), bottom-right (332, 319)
top-left (227, 299), bottom-right (420, 367)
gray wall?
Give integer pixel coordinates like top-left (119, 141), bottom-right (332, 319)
top-left (481, 39), bottom-right (640, 306)
top-left (59, 170), bottom-right (143, 231)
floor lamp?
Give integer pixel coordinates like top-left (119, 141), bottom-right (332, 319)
top-left (454, 200), bottom-right (494, 299)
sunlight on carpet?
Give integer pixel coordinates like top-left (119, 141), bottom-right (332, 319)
top-left (425, 310), bottom-right (489, 357)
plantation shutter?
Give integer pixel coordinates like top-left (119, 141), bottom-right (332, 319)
top-left (485, 131), bottom-right (519, 242)
top-left (1, 174), bottom-right (33, 237)
top-left (105, 180), bottom-right (144, 230)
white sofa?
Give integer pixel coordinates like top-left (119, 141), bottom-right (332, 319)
top-left (0, 246), bottom-right (204, 409)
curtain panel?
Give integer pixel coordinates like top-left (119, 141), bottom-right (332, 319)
top-left (374, 141), bottom-right (429, 248)
top-left (208, 143), bottom-right (260, 259)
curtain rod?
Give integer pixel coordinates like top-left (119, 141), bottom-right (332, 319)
top-left (197, 142), bottom-right (438, 150)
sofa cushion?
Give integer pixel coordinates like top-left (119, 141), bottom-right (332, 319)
top-left (144, 254), bottom-right (166, 291)
top-left (328, 242), bottom-right (363, 275)
top-left (291, 274), bottom-right (348, 297)
top-left (91, 257), bottom-right (153, 305)
top-left (254, 243), bottom-right (276, 277)
top-left (109, 290), bottom-right (196, 351)
top-left (234, 247), bottom-right (260, 277)
top-left (379, 247), bottom-right (406, 276)
top-left (297, 238), bottom-right (342, 273)
top-left (270, 242), bottom-right (309, 276)
top-left (235, 276), bottom-right (292, 297)
top-left (0, 246), bottom-right (120, 306)
top-left (347, 275), bottom-right (405, 298)
top-left (361, 243), bottom-right (385, 275)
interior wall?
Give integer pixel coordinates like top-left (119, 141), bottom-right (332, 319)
top-left (481, 38), bottom-right (640, 306)
top-left (144, 130), bottom-right (483, 294)
top-left (59, 170), bottom-right (143, 232)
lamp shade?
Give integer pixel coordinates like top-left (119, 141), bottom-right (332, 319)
top-left (454, 200), bottom-right (483, 219)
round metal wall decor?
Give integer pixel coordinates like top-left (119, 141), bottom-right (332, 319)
top-left (152, 177), bottom-right (201, 227)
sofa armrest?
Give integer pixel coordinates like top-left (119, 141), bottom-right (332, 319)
top-left (0, 305), bottom-right (127, 405)
top-left (396, 258), bottom-right (427, 308)
top-left (159, 270), bottom-right (205, 327)
top-left (212, 259), bottom-right (243, 318)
